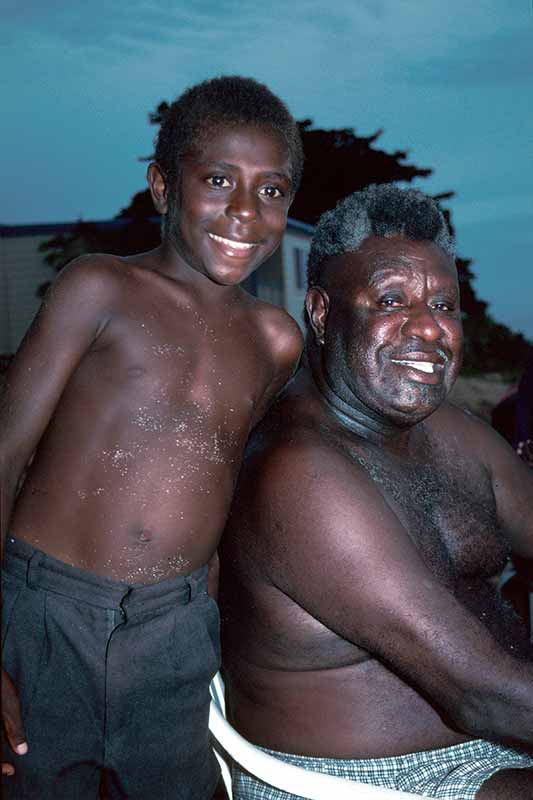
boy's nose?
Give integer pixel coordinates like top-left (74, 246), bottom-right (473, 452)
top-left (227, 186), bottom-right (258, 222)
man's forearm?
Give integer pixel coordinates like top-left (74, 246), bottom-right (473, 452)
top-left (447, 657), bottom-right (533, 752)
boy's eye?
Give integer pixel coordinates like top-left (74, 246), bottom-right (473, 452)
top-left (259, 185), bottom-right (284, 199)
top-left (206, 175), bottom-right (231, 188)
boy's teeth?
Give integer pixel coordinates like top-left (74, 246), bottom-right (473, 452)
top-left (208, 233), bottom-right (254, 250)
top-left (393, 360), bottom-right (435, 374)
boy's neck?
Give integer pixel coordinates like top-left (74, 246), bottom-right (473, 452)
top-left (152, 240), bottom-right (244, 301)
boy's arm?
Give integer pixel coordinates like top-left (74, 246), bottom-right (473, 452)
top-left (207, 551), bottom-right (220, 600)
top-left (251, 307), bottom-right (303, 426)
top-left (1, 256), bottom-right (116, 770)
top-left (0, 257), bottom-right (116, 547)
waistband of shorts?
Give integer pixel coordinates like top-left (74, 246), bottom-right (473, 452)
top-left (2, 534), bottom-right (209, 613)
top-left (258, 737), bottom-right (532, 768)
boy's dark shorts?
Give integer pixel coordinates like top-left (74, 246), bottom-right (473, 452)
top-left (2, 535), bottom-right (221, 799)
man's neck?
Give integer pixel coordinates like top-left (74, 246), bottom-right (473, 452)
top-left (307, 349), bottom-right (412, 446)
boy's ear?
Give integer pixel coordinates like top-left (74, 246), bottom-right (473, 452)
top-left (147, 162), bottom-right (169, 215)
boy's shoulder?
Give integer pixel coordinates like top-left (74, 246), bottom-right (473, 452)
top-left (51, 252), bottom-right (131, 292)
top-left (50, 250), bottom-right (165, 302)
top-left (239, 293), bottom-right (304, 366)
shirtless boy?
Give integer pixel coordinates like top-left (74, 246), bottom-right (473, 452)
top-left (219, 186), bottom-right (533, 799)
top-left (1, 75), bottom-right (303, 799)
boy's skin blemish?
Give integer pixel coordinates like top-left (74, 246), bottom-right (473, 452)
top-left (152, 344), bottom-right (185, 357)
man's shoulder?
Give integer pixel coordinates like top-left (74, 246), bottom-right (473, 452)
top-left (425, 399), bottom-right (529, 490)
top-left (247, 405), bottom-right (373, 500)
top-left (427, 400), bottom-right (503, 452)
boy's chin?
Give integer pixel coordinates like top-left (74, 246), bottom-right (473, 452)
top-left (207, 269), bottom-right (252, 287)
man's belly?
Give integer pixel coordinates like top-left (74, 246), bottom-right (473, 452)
top-left (224, 657), bottom-right (470, 759)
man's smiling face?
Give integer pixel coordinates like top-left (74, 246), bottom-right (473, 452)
top-left (163, 122), bottom-right (293, 286)
top-left (323, 235), bottom-right (463, 426)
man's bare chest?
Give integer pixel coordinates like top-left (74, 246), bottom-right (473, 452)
top-left (353, 447), bottom-right (509, 586)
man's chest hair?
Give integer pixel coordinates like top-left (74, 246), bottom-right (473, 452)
top-left (351, 441), bottom-right (509, 587)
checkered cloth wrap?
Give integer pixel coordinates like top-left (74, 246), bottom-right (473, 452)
top-left (231, 738), bottom-right (533, 800)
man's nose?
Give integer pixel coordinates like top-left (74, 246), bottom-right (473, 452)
top-left (401, 306), bottom-right (444, 341)
top-left (227, 185), bottom-right (258, 223)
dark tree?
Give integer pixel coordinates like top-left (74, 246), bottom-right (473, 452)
top-left (37, 218), bottom-right (161, 295)
top-left (291, 120), bottom-right (432, 224)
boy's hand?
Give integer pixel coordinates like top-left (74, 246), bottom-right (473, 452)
top-left (2, 668), bottom-right (27, 776)
top-left (207, 551), bottom-right (220, 600)
top-left (517, 439), bottom-right (533, 467)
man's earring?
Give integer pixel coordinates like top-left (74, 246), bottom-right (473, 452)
top-left (317, 332), bottom-right (325, 345)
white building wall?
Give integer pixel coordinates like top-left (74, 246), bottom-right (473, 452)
top-left (281, 228), bottom-right (312, 331)
top-left (0, 217), bottom-right (314, 356)
top-left (0, 234), bottom-right (56, 354)
top-left (0, 236), bottom-right (10, 353)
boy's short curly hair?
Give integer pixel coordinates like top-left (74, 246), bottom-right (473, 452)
top-left (154, 75), bottom-right (303, 195)
top-left (307, 184), bottom-right (455, 288)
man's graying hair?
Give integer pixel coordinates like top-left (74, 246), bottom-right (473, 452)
top-left (307, 184), bottom-right (455, 288)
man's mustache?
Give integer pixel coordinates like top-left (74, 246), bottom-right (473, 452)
top-left (388, 346), bottom-right (451, 364)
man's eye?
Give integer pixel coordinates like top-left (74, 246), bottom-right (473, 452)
top-left (206, 175), bottom-right (231, 188)
top-left (432, 302), bottom-right (454, 313)
top-left (259, 185), bottom-right (283, 199)
top-left (378, 297), bottom-right (402, 308)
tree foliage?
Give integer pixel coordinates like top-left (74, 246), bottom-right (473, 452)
top-left (291, 121), bottom-right (431, 225)
top-left (39, 107), bottom-right (530, 373)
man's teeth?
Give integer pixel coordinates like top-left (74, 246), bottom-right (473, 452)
top-left (208, 233), bottom-right (255, 250)
top-left (392, 360), bottom-right (437, 374)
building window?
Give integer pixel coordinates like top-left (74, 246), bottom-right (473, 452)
top-left (293, 247), bottom-right (307, 290)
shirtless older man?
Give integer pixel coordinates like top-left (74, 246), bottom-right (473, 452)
top-left (219, 186), bottom-right (533, 799)
top-left (1, 76), bottom-right (303, 799)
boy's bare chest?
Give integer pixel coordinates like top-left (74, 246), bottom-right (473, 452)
top-left (353, 447), bottom-right (509, 586)
top-left (92, 303), bottom-right (267, 411)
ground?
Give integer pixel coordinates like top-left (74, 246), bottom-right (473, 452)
top-left (449, 373), bottom-right (515, 422)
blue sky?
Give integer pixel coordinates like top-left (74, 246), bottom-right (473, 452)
top-left (2, 0), bottom-right (532, 338)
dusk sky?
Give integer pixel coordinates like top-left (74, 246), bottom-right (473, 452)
top-left (2, 0), bottom-right (532, 338)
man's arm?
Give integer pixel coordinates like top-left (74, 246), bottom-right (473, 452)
top-left (253, 439), bottom-right (533, 751)
top-left (1, 255), bottom-right (117, 769)
top-left (477, 412), bottom-right (533, 637)
top-left (487, 423), bottom-right (533, 571)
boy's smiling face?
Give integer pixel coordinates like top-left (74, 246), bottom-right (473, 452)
top-left (149, 122), bottom-right (293, 286)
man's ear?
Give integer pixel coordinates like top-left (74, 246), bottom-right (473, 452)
top-left (305, 287), bottom-right (329, 345)
top-left (147, 162), bottom-right (169, 215)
